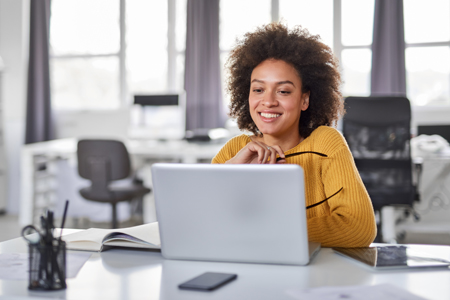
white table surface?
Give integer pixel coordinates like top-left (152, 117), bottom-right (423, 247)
top-left (1, 233), bottom-right (450, 300)
top-left (19, 139), bottom-right (450, 244)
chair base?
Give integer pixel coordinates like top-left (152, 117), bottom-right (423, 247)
top-left (80, 186), bottom-right (151, 229)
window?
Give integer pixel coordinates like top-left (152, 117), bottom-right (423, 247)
top-left (50, 0), bottom-right (187, 110)
top-left (52, 1), bottom-right (377, 111)
top-left (404, 0), bottom-right (450, 106)
top-left (339, 0), bottom-right (374, 97)
top-left (219, 0), bottom-right (272, 105)
top-left (219, 0), bottom-right (375, 103)
top-left (279, 0), bottom-right (333, 48)
top-left (50, 0), bottom-right (121, 110)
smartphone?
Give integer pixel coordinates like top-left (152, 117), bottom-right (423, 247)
top-left (178, 272), bottom-right (237, 291)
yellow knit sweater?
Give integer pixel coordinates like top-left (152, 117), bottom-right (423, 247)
top-left (212, 126), bottom-right (377, 247)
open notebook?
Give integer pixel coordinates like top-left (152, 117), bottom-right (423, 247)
top-left (151, 163), bottom-right (320, 266)
top-left (62, 222), bottom-right (160, 252)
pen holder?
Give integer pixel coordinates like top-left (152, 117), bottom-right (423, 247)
top-left (28, 240), bottom-right (67, 290)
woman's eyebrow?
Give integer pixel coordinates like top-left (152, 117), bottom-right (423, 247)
top-left (251, 79), bottom-right (295, 87)
top-left (277, 80), bottom-right (295, 87)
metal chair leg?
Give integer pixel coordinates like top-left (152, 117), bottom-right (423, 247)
top-left (111, 202), bottom-right (117, 229)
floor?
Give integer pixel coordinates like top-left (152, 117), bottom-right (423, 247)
top-left (0, 214), bottom-right (22, 242)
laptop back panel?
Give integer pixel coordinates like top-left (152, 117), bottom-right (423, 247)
top-left (152, 164), bottom-right (311, 265)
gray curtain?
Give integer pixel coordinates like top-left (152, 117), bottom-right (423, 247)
top-left (370, 0), bottom-right (406, 96)
top-left (184, 0), bottom-right (225, 130)
top-left (25, 0), bottom-right (54, 144)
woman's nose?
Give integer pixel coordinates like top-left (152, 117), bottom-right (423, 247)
top-left (263, 91), bottom-right (278, 107)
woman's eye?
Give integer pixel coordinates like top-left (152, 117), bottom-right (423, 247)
top-left (279, 90), bottom-right (291, 95)
top-left (253, 89), bottom-right (263, 93)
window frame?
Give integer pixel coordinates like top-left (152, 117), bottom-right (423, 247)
top-left (218, 0), bottom-right (372, 99)
top-left (50, 0), bottom-right (378, 111)
top-left (405, 42), bottom-right (450, 109)
top-left (403, 0), bottom-right (450, 111)
top-left (333, 0), bottom-right (373, 72)
top-left (50, 0), bottom-right (183, 110)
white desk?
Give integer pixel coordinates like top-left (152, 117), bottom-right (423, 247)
top-left (382, 152), bottom-right (450, 243)
top-left (20, 139), bottom-right (450, 242)
top-left (20, 138), bottom-right (225, 227)
top-left (1, 236), bottom-right (449, 299)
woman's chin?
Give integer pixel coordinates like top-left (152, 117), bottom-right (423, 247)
top-left (258, 128), bottom-right (280, 136)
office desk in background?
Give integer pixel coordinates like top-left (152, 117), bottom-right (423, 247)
top-left (1, 234), bottom-right (450, 299)
top-left (20, 138), bottom-right (450, 242)
top-left (392, 151), bottom-right (450, 243)
top-left (20, 138), bottom-right (225, 227)
top-left (380, 148), bottom-right (450, 243)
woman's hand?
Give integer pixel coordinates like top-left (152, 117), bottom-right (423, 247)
top-left (225, 141), bottom-right (286, 164)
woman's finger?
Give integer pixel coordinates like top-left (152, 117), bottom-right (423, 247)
top-left (260, 145), bottom-right (271, 164)
top-left (226, 141), bottom-right (263, 164)
top-left (262, 147), bottom-right (275, 164)
top-left (236, 140), bottom-right (286, 164)
top-left (270, 145), bottom-right (285, 160)
top-left (258, 146), bottom-right (267, 164)
top-left (251, 141), bottom-right (269, 164)
top-left (247, 141), bottom-right (265, 164)
top-left (254, 142), bottom-right (285, 164)
top-left (269, 147), bottom-right (277, 164)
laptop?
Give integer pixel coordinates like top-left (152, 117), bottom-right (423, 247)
top-left (151, 163), bottom-right (321, 266)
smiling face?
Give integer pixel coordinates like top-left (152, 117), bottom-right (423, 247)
top-left (249, 59), bottom-right (310, 142)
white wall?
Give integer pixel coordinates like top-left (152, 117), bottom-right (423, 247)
top-left (0, 0), bottom-right (29, 214)
top-left (0, 0), bottom-right (449, 217)
top-left (411, 106), bottom-right (450, 136)
top-left (54, 110), bottom-right (130, 140)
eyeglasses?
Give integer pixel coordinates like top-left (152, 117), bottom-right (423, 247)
top-left (306, 187), bottom-right (343, 210)
top-left (276, 151), bottom-right (328, 162)
top-left (275, 151), bottom-right (343, 210)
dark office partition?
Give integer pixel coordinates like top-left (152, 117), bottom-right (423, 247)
top-left (184, 0), bottom-right (225, 130)
top-left (371, 0), bottom-right (406, 96)
top-left (417, 125), bottom-right (450, 143)
top-left (134, 95), bottom-right (179, 106)
top-left (25, 0), bottom-right (54, 144)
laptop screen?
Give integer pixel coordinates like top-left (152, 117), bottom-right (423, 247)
top-left (152, 163), bottom-right (316, 265)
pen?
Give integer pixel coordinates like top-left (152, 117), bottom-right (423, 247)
top-left (55, 200), bottom-right (69, 285)
top-left (59, 200), bottom-right (69, 240)
top-left (47, 210), bottom-right (54, 242)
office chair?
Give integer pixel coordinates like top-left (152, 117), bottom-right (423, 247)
top-left (77, 139), bottom-right (151, 228)
top-left (343, 96), bottom-right (420, 242)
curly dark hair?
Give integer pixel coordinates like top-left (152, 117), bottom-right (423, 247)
top-left (226, 23), bottom-right (344, 138)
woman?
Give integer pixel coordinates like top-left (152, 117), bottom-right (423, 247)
top-left (212, 23), bottom-right (376, 248)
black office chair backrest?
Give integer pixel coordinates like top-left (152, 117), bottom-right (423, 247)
top-left (77, 140), bottom-right (131, 197)
top-left (343, 96), bottom-right (413, 210)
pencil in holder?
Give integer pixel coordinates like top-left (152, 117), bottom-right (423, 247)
top-left (28, 240), bottom-right (67, 290)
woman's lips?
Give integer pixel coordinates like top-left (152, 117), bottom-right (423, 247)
top-left (259, 112), bottom-right (281, 122)
top-left (260, 112), bottom-right (280, 118)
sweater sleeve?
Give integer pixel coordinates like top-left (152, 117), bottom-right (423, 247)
top-left (211, 135), bottom-right (251, 164)
top-left (307, 132), bottom-right (377, 247)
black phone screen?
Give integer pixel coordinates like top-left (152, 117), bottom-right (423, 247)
top-left (178, 272), bottom-right (237, 291)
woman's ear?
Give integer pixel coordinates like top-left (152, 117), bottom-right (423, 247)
top-left (301, 91), bottom-right (310, 111)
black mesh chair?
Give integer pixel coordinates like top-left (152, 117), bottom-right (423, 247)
top-left (77, 139), bottom-right (151, 228)
top-left (343, 96), bottom-right (420, 241)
